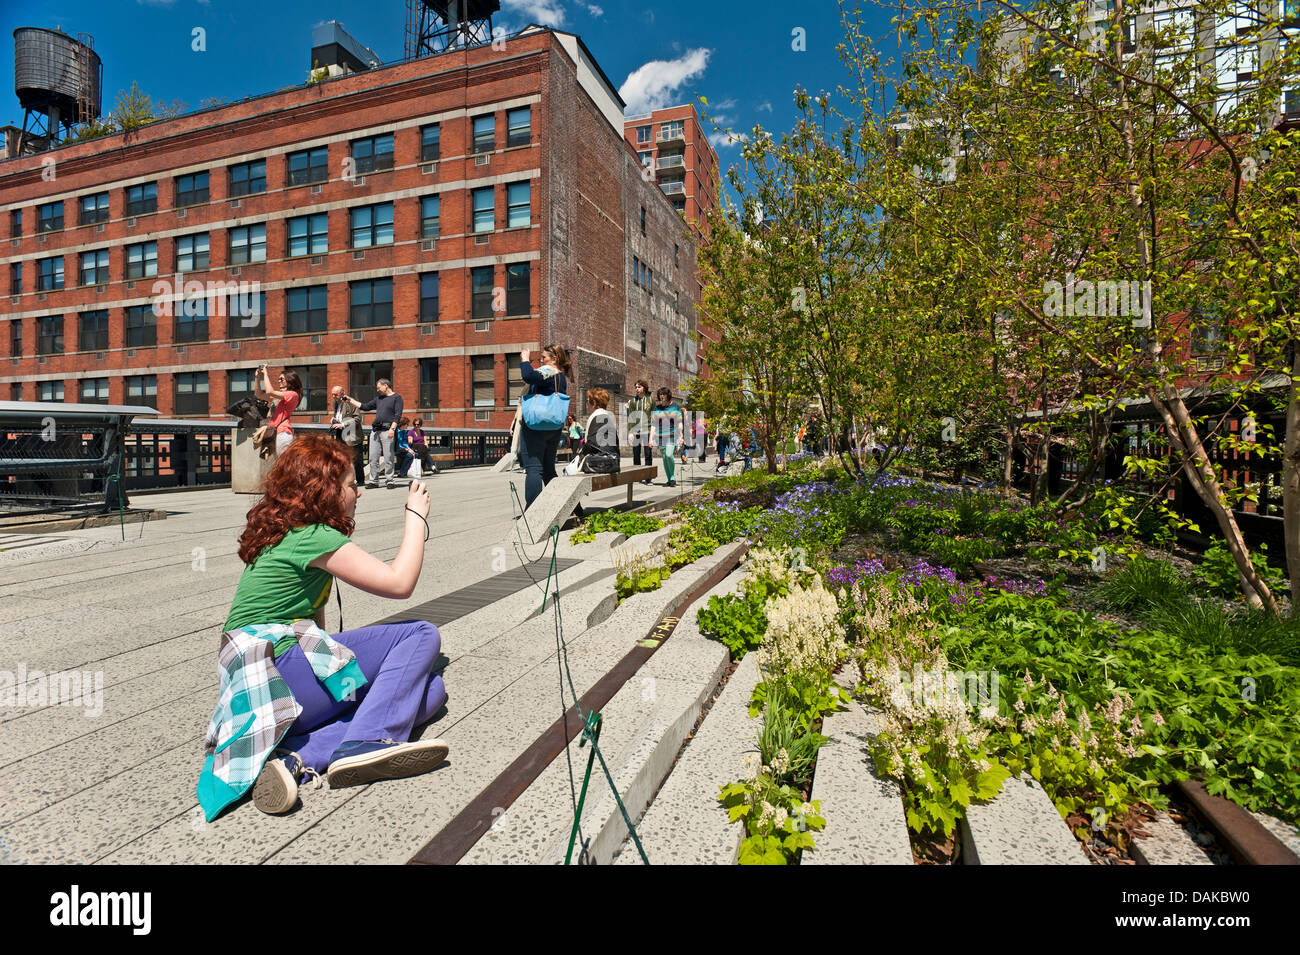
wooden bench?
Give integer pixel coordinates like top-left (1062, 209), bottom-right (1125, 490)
top-left (427, 450), bottom-right (456, 472)
top-left (588, 465), bottom-right (656, 506)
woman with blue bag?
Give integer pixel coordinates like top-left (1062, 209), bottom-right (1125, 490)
top-left (517, 345), bottom-right (572, 507)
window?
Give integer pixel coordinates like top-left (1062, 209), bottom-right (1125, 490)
top-left (636, 125), bottom-right (651, 144)
top-left (288, 213), bottom-right (328, 256)
top-left (505, 262), bottom-right (529, 316)
top-left (348, 362), bottom-right (393, 408)
top-left (471, 114), bottom-right (495, 154)
top-left (472, 187), bottom-right (494, 233)
top-left (174, 372), bottom-right (209, 416)
top-left (10, 320), bottom-right (21, 358)
top-left (80, 249), bottom-right (110, 285)
top-left (229, 224), bottom-right (266, 264)
top-left (471, 266), bottom-right (494, 319)
top-left (420, 273), bottom-right (439, 322)
top-left (471, 355), bottom-right (495, 406)
top-left (675, 345), bottom-right (680, 368)
top-left (1190, 305), bottom-right (1224, 354)
top-left (37, 315), bottom-right (63, 355)
top-left (37, 256), bottom-right (64, 291)
top-left (640, 205), bottom-right (646, 235)
top-left (37, 201), bottom-right (63, 233)
top-left (674, 290), bottom-right (680, 314)
top-left (662, 120), bottom-right (684, 139)
top-left (175, 297), bottom-right (209, 344)
top-left (126, 241), bottom-right (158, 279)
top-left (296, 366), bottom-right (330, 413)
top-left (419, 357), bottom-right (439, 409)
top-left (9, 262), bottom-right (20, 295)
top-left (10, 383), bottom-right (20, 401)
top-left (227, 291), bottom-right (266, 339)
top-left (228, 159), bottom-right (266, 197)
top-left (507, 360), bottom-right (527, 404)
top-left (632, 255), bottom-right (639, 287)
top-left (351, 134), bottom-right (394, 174)
top-left (126, 375), bottom-right (157, 404)
top-left (175, 171), bottom-right (210, 207)
top-left (421, 195), bottom-right (440, 239)
top-left (286, 286), bottom-right (327, 334)
top-left (674, 243), bottom-right (679, 268)
top-left (349, 278), bottom-right (393, 328)
top-left (506, 107), bottom-right (531, 147)
top-left (288, 146), bottom-right (329, 186)
top-left (125, 182), bottom-right (158, 216)
top-left (79, 310), bottom-right (109, 351)
top-left (81, 378), bottom-right (110, 404)
top-left (638, 150), bottom-right (652, 171)
top-left (37, 381), bottom-right (64, 402)
top-left (647, 266), bottom-right (653, 295)
top-left (420, 124), bottom-right (441, 161)
top-left (350, 203), bottom-right (394, 248)
top-left (227, 368), bottom-right (257, 406)
top-left (176, 233), bottom-right (210, 272)
top-left (640, 328), bottom-right (646, 357)
top-left (10, 209), bottom-right (21, 238)
top-left (506, 182), bottom-right (530, 228)
top-left (124, 304), bottom-right (157, 347)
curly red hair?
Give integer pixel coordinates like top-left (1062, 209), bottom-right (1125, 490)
top-left (238, 434), bottom-right (356, 564)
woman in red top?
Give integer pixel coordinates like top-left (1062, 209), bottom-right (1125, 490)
top-left (257, 366), bottom-right (301, 458)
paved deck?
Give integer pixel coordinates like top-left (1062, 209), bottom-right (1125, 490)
top-left (0, 460), bottom-right (715, 864)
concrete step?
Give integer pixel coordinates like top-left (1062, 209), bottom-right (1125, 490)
top-left (459, 546), bottom-right (745, 865)
top-left (509, 475), bottom-right (590, 544)
top-left (960, 774), bottom-right (1090, 865)
top-left (1131, 812), bottom-right (1214, 865)
top-left (611, 576), bottom-right (763, 865)
top-left (1252, 812), bottom-right (1300, 859)
top-left (804, 696), bottom-right (913, 865)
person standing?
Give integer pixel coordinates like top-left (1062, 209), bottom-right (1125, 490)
top-left (652, 387), bottom-right (683, 488)
top-left (517, 345), bottom-right (571, 508)
top-left (256, 366), bottom-right (301, 460)
top-left (329, 386), bottom-right (365, 485)
top-left (626, 380), bottom-right (654, 484)
top-left (694, 413), bottom-right (708, 463)
top-left (344, 378), bottom-right (403, 489)
top-left (715, 416), bottom-right (730, 470)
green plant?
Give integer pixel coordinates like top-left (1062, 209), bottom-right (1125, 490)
top-left (719, 769), bottom-right (825, 865)
top-left (570, 510), bottom-right (664, 544)
top-left (1197, 543), bottom-right (1288, 601)
top-left (1094, 554), bottom-right (1189, 614)
top-left (922, 532), bottom-right (999, 576)
top-left (749, 672), bottom-right (847, 733)
top-left (697, 589), bottom-right (768, 660)
top-left (664, 525), bottom-right (719, 571)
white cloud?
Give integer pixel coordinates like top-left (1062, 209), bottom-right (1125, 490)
top-left (501, 0), bottom-right (566, 27)
top-left (585, 3), bottom-right (604, 16)
top-left (711, 131), bottom-right (748, 149)
top-left (757, 101), bottom-right (773, 113)
top-left (619, 48), bottom-right (711, 114)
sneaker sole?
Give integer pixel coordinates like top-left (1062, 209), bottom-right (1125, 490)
top-left (326, 741), bottom-right (450, 789)
top-left (252, 762), bottom-right (297, 814)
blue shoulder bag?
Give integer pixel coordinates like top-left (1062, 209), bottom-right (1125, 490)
top-left (521, 373), bottom-right (569, 430)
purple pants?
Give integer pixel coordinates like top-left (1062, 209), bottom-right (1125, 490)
top-left (274, 620), bottom-right (448, 774)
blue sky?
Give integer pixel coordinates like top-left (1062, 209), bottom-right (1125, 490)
top-left (2, 0), bottom-right (897, 162)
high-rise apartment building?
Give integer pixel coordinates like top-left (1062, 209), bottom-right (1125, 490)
top-left (0, 25), bottom-right (700, 424)
top-left (623, 104), bottom-right (719, 239)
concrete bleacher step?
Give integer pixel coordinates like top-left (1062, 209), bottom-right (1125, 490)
top-left (1252, 812), bottom-right (1300, 859)
top-left (1131, 813), bottom-right (1214, 865)
top-left (458, 548), bottom-right (746, 865)
top-left (960, 774), bottom-right (1090, 865)
top-left (804, 696), bottom-right (913, 865)
top-left (0, 558), bottom-right (609, 864)
top-left (509, 475), bottom-right (590, 544)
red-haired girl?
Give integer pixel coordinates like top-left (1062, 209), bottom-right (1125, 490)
top-left (196, 434), bottom-right (448, 820)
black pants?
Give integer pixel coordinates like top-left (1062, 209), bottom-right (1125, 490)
top-left (631, 434), bottom-right (650, 467)
top-left (336, 434), bottom-right (365, 484)
top-left (519, 424), bottom-right (562, 508)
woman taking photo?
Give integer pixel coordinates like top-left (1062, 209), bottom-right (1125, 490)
top-left (255, 366), bottom-right (301, 459)
top-left (196, 435), bottom-right (449, 821)
top-left (517, 344), bottom-right (571, 508)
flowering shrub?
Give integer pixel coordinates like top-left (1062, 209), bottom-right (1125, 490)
top-left (719, 752), bottom-right (826, 865)
top-left (861, 649), bottom-right (1011, 837)
top-left (612, 546), bottom-right (669, 602)
top-left (757, 579), bottom-right (846, 685)
top-left (748, 481), bottom-right (849, 555)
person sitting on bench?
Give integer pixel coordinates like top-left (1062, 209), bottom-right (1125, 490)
top-left (196, 435), bottom-right (449, 821)
top-left (577, 388), bottom-right (621, 471)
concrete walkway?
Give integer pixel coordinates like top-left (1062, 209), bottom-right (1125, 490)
top-left (0, 461), bottom-right (712, 864)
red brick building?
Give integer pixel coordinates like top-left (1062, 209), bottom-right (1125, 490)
top-left (0, 26), bottom-right (699, 426)
top-left (623, 103), bottom-right (718, 240)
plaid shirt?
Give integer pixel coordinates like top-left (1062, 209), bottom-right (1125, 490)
top-left (196, 620), bottom-right (367, 821)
